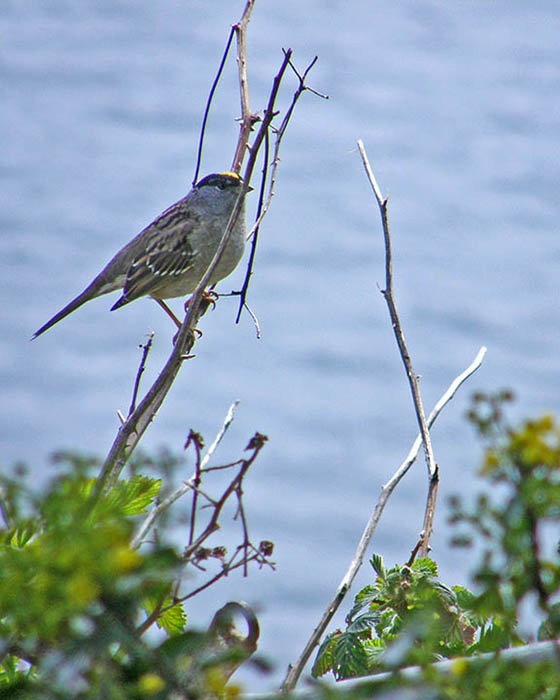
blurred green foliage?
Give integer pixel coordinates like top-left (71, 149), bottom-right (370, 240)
top-left (0, 438), bottom-right (270, 698)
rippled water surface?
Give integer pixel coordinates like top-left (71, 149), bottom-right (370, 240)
top-left (2, 0), bottom-right (560, 689)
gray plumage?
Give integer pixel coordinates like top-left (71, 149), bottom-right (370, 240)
top-left (33, 172), bottom-right (246, 338)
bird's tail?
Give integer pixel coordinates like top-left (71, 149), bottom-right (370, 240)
top-left (32, 274), bottom-right (118, 340)
top-left (32, 287), bottom-right (98, 339)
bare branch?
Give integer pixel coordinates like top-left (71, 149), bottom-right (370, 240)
top-left (236, 52), bottom-right (326, 323)
top-left (357, 139), bottom-right (437, 559)
top-left (128, 333), bottom-right (154, 416)
top-left (186, 430), bottom-right (203, 546)
top-left (193, 27), bottom-right (236, 184)
top-left (281, 347), bottom-right (486, 691)
top-left (136, 433), bottom-right (270, 637)
top-left (130, 402), bottom-right (240, 549)
top-left (231, 0), bottom-right (258, 173)
top-left (200, 400), bottom-right (240, 469)
top-left (183, 433), bottom-right (267, 561)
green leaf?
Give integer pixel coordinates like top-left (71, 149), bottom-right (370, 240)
top-left (412, 557), bottom-right (438, 577)
top-left (118, 476), bottom-right (162, 515)
top-left (362, 638), bottom-right (386, 670)
top-left (370, 553), bottom-right (385, 579)
top-left (346, 612), bottom-right (378, 634)
top-left (537, 603), bottom-right (560, 641)
top-left (143, 596), bottom-right (186, 636)
top-left (347, 586), bottom-right (379, 622)
top-left (453, 585), bottom-right (477, 610)
top-left (100, 476), bottom-right (162, 517)
top-left (159, 603), bottom-right (187, 636)
top-left (311, 632), bottom-right (337, 678)
top-left (332, 631), bottom-right (369, 680)
top-left (474, 620), bottom-right (512, 652)
top-left (6, 520), bottom-right (36, 549)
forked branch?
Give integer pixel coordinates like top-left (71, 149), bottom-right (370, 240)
top-left (281, 346), bottom-right (486, 692)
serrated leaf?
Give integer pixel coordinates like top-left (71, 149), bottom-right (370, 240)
top-left (473, 621), bottom-right (512, 652)
top-left (311, 632), bottom-right (338, 677)
top-left (370, 553), bottom-right (385, 579)
top-left (347, 586), bottom-right (379, 622)
top-left (412, 557), bottom-right (438, 577)
top-left (332, 631), bottom-right (369, 680)
top-left (453, 586), bottom-right (477, 610)
top-left (143, 595), bottom-right (186, 636)
top-left (362, 638), bottom-right (386, 670)
top-left (347, 612), bottom-right (378, 634)
top-left (119, 476), bottom-right (162, 515)
top-left (100, 476), bottom-right (162, 517)
top-left (538, 603), bottom-right (560, 641)
top-left (159, 603), bottom-right (187, 636)
top-left (453, 586), bottom-right (490, 627)
top-left (433, 581), bottom-right (457, 606)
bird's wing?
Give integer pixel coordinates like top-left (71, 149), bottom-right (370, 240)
top-left (119, 205), bottom-right (200, 303)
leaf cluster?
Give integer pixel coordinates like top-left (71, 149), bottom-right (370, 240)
top-left (312, 557), bottom-right (479, 681)
top-left (0, 435), bottom-right (271, 698)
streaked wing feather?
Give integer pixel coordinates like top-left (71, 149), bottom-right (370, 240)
top-left (121, 206), bottom-right (199, 301)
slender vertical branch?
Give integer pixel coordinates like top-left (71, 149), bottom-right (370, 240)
top-left (128, 333), bottom-right (154, 417)
top-left (231, 0), bottom-right (258, 173)
top-left (236, 53), bottom-right (326, 323)
top-left (193, 27), bottom-right (236, 185)
top-left (357, 139), bottom-right (438, 558)
top-left (185, 431), bottom-right (203, 546)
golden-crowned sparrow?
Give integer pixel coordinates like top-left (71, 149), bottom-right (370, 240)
top-left (33, 172), bottom-right (246, 338)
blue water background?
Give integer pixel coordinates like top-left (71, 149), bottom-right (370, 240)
top-left (2, 0), bottom-right (560, 689)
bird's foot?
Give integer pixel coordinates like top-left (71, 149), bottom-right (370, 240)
top-left (184, 289), bottom-right (218, 313)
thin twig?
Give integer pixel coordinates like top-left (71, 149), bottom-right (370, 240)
top-left (357, 139), bottom-right (437, 559)
top-left (193, 26), bottom-right (236, 185)
top-left (128, 333), bottom-right (154, 416)
top-left (157, 546), bottom-right (273, 620)
top-left (130, 402), bottom-right (239, 549)
top-left (281, 347), bottom-right (487, 691)
top-left (419, 468), bottom-right (439, 558)
top-left (130, 480), bottom-right (194, 550)
top-left (179, 50), bottom-right (293, 345)
top-left (231, 0), bottom-right (258, 173)
top-left (186, 431), bottom-right (203, 547)
top-left (182, 433), bottom-right (267, 562)
top-left (200, 401), bottom-right (239, 469)
top-left (137, 434), bottom-right (269, 637)
top-left (242, 301), bottom-right (262, 339)
top-left (236, 52), bottom-right (326, 324)
top-left (406, 537), bottom-right (424, 567)
top-left (235, 485), bottom-right (251, 577)
top-left (235, 128), bottom-right (269, 325)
